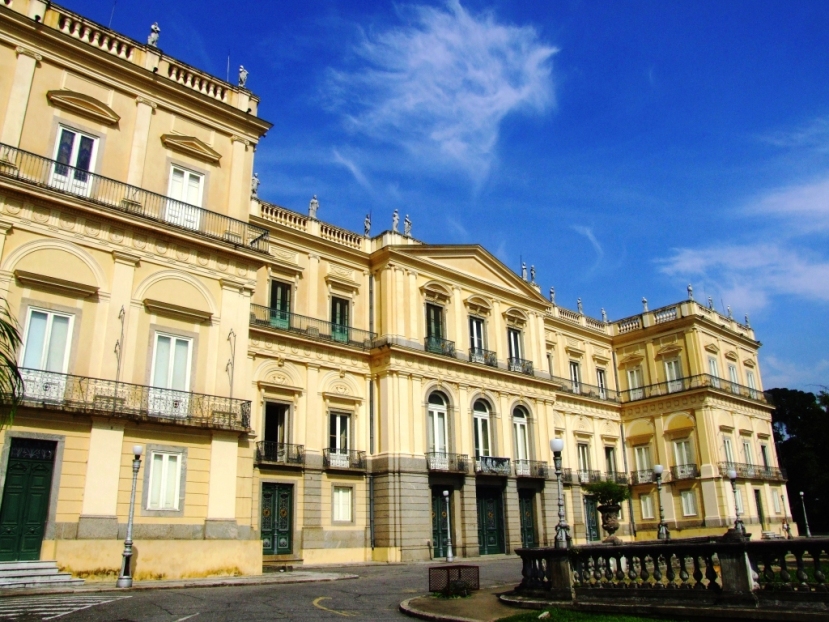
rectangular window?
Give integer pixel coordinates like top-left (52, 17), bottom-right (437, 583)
top-left (605, 446), bottom-right (617, 473)
top-left (329, 413), bottom-right (350, 452)
top-left (166, 165), bottom-right (203, 230)
top-left (469, 316), bottom-right (485, 351)
top-left (742, 440), bottom-right (753, 465)
top-left (149, 333), bottom-right (192, 418)
top-left (148, 452), bottom-right (181, 511)
top-left (577, 443), bottom-right (591, 482)
top-left (680, 489), bottom-right (697, 516)
top-left (264, 402), bottom-right (288, 445)
top-left (597, 368), bottom-right (607, 399)
top-left (723, 437), bottom-right (735, 463)
top-left (332, 486), bottom-right (353, 522)
top-left (735, 488), bottom-right (744, 514)
top-left (640, 494), bottom-right (655, 520)
top-left (772, 491), bottom-right (782, 514)
top-left (427, 402), bottom-right (448, 454)
top-left (746, 370), bottom-right (758, 398)
top-left (634, 445), bottom-right (651, 471)
top-left (665, 359), bottom-right (682, 393)
top-left (760, 445), bottom-right (770, 469)
top-left (728, 364), bottom-right (739, 389)
top-left (709, 357), bottom-right (721, 388)
top-left (21, 308), bottom-right (73, 373)
top-left (426, 304), bottom-right (444, 339)
top-left (331, 297), bottom-right (350, 342)
top-left (507, 328), bottom-right (522, 360)
top-left (569, 361), bottom-right (581, 394)
top-left (269, 280), bottom-right (292, 329)
top-left (474, 416), bottom-right (491, 458)
top-left (51, 125), bottom-right (99, 195)
top-left (674, 439), bottom-right (693, 466)
top-left (513, 418), bottom-right (529, 462)
top-left (627, 367), bottom-right (643, 400)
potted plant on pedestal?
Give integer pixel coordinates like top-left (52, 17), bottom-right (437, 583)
top-left (582, 480), bottom-right (631, 544)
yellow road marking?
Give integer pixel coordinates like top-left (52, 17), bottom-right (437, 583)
top-left (312, 596), bottom-right (356, 617)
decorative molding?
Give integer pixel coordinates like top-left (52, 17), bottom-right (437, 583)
top-left (111, 250), bottom-right (140, 266)
top-left (421, 281), bottom-right (451, 304)
top-left (230, 135), bottom-right (251, 147)
top-left (14, 269), bottom-right (98, 297)
top-left (322, 390), bottom-right (363, 404)
top-left (135, 96), bottom-right (158, 109)
top-left (15, 46), bottom-right (42, 62)
top-left (325, 272), bottom-right (359, 293)
top-left (464, 295), bottom-right (491, 316)
top-left (655, 344), bottom-right (683, 359)
top-left (143, 298), bottom-right (212, 322)
top-left (743, 358), bottom-right (756, 368)
top-left (46, 90), bottom-right (120, 125)
top-left (160, 134), bottom-right (221, 164)
top-left (724, 350), bottom-right (738, 361)
top-left (704, 343), bottom-right (719, 354)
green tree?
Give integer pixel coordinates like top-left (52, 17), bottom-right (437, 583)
top-left (0, 298), bottom-right (23, 430)
top-left (769, 387), bottom-right (829, 535)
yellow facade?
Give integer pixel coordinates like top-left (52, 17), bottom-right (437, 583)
top-left (0, 1), bottom-right (791, 578)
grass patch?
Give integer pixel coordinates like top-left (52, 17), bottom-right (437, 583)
top-left (498, 608), bottom-right (688, 622)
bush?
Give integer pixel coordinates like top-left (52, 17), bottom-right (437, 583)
top-left (582, 480), bottom-right (630, 506)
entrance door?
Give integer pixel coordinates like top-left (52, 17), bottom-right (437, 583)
top-left (518, 490), bottom-right (536, 548)
top-left (476, 487), bottom-right (505, 555)
top-left (261, 483), bottom-right (292, 555)
top-left (583, 495), bottom-right (600, 542)
top-left (431, 489), bottom-right (451, 558)
top-left (0, 439), bottom-right (56, 562)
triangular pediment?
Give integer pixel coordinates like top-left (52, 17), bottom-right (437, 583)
top-left (160, 134), bottom-right (221, 164)
top-left (46, 90), bottom-right (120, 125)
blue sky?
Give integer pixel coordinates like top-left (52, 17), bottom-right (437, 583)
top-left (67, 0), bottom-right (829, 391)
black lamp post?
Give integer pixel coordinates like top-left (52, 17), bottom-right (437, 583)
top-left (653, 464), bottom-right (669, 540)
top-left (727, 469), bottom-right (746, 536)
top-left (800, 491), bottom-right (812, 538)
top-left (550, 439), bottom-right (570, 548)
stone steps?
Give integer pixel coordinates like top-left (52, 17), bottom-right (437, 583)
top-left (0, 560), bottom-right (84, 589)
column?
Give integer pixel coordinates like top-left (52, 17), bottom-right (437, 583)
top-left (407, 270), bottom-right (419, 341)
top-left (459, 476), bottom-right (479, 557)
top-left (78, 422), bottom-right (124, 539)
top-left (97, 251), bottom-right (139, 380)
top-left (394, 267), bottom-right (404, 336)
top-left (0, 47), bottom-right (41, 149)
top-left (125, 98), bottom-right (156, 187)
top-left (205, 432), bottom-right (240, 538)
top-left (227, 136), bottom-right (251, 222)
top-left (307, 253), bottom-right (320, 318)
top-left (456, 384), bottom-right (470, 458)
top-left (504, 477), bottom-right (522, 552)
top-left (492, 301), bottom-right (505, 362)
top-left (452, 286), bottom-right (463, 351)
top-left (410, 374), bottom-right (423, 455)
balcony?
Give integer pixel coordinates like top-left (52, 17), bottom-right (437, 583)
top-left (13, 368), bottom-right (250, 431)
top-left (323, 448), bottom-right (366, 471)
top-left (557, 468), bottom-right (576, 484)
top-left (605, 472), bottom-right (629, 484)
top-left (0, 144), bottom-right (269, 253)
top-left (425, 336), bottom-right (456, 358)
top-left (515, 460), bottom-right (548, 478)
top-left (552, 375), bottom-right (619, 402)
top-left (256, 442), bottom-right (304, 467)
top-left (620, 373), bottom-right (769, 405)
top-left (719, 462), bottom-right (788, 481)
top-left (250, 305), bottom-right (376, 349)
top-left (426, 452), bottom-right (469, 473)
top-left (576, 469), bottom-right (602, 484)
top-left (671, 463), bottom-right (699, 480)
top-left (469, 347), bottom-right (498, 368)
top-left (475, 456), bottom-right (511, 476)
top-left (508, 357), bottom-right (534, 376)
top-left (630, 469), bottom-right (655, 485)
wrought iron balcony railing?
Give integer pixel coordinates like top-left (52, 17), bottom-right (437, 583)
top-left (508, 357), bottom-right (534, 375)
top-left (0, 143), bottom-right (269, 253)
top-left (605, 471), bottom-right (629, 484)
top-left (719, 462), bottom-right (787, 481)
top-left (577, 469), bottom-right (602, 484)
top-left (250, 304), bottom-right (376, 349)
top-left (425, 336), bottom-right (456, 358)
top-left (620, 373), bottom-right (769, 404)
top-left (475, 456), bottom-right (511, 476)
top-left (551, 375), bottom-right (619, 402)
top-left (255, 442), bottom-right (304, 466)
top-left (515, 459), bottom-right (548, 478)
top-left (426, 452), bottom-right (469, 473)
top-left (630, 469), bottom-right (655, 485)
top-left (323, 448), bottom-right (366, 471)
top-left (468, 347), bottom-right (498, 367)
top-left (557, 468), bottom-right (576, 484)
top-left (671, 463), bottom-right (699, 480)
top-left (13, 368), bottom-right (250, 430)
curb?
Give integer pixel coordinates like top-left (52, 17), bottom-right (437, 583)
top-left (399, 596), bottom-right (486, 622)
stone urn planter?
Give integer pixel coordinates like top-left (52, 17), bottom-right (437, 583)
top-left (597, 503), bottom-right (622, 544)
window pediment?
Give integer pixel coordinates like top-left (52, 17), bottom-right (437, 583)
top-left (421, 281), bottom-right (451, 304)
top-left (656, 344), bottom-right (683, 359)
top-left (144, 298), bottom-right (212, 323)
top-left (704, 343), bottom-right (719, 354)
top-left (46, 90), bottom-right (120, 125)
top-left (160, 134), bottom-right (221, 164)
top-left (619, 353), bottom-right (644, 367)
top-left (504, 307), bottom-right (528, 328)
top-left (743, 358), bottom-right (756, 368)
top-left (15, 269), bottom-right (98, 298)
top-left (724, 350), bottom-right (739, 361)
top-left (464, 295), bottom-right (491, 316)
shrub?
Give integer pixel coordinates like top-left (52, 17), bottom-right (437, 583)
top-left (582, 480), bottom-right (630, 506)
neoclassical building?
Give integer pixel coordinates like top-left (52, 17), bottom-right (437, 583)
top-left (0, 1), bottom-right (791, 577)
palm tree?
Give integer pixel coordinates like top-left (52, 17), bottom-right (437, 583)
top-left (0, 297), bottom-right (23, 430)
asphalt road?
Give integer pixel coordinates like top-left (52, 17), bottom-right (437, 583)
top-left (2, 557), bottom-right (523, 622)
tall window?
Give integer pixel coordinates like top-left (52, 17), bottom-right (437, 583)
top-left (597, 368), bottom-right (607, 399)
top-left (329, 412), bottom-right (350, 453)
top-left (508, 328), bottom-right (522, 359)
top-left (331, 296), bottom-right (350, 343)
top-left (21, 309), bottom-right (73, 373)
top-left (772, 492), bottom-right (782, 514)
top-left (746, 370), bottom-right (757, 398)
top-left (627, 368), bottom-right (643, 400)
top-left (760, 444), bottom-right (770, 469)
top-left (513, 406), bottom-right (529, 462)
top-left (742, 439), bottom-right (753, 465)
top-left (577, 442), bottom-right (591, 482)
top-left (333, 486), bottom-right (353, 522)
top-left (605, 446), bottom-right (617, 474)
top-left (728, 364), bottom-right (739, 389)
top-left (426, 304), bottom-right (444, 340)
top-left (469, 317), bottom-right (485, 352)
top-left (708, 357), bottom-right (721, 388)
top-left (665, 359), bottom-right (682, 393)
top-left (640, 493), bottom-right (655, 520)
top-left (569, 361), bottom-right (581, 394)
top-left (723, 437), bottom-right (735, 463)
top-left (51, 125), bottom-right (98, 196)
top-left (674, 439), bottom-right (693, 466)
top-left (269, 280), bottom-right (291, 328)
top-left (427, 392), bottom-right (448, 455)
top-left (680, 489), bottom-right (697, 516)
top-left (264, 402), bottom-right (287, 445)
top-left (148, 452), bottom-right (181, 511)
top-left (166, 165), bottom-right (203, 230)
top-left (634, 445), bottom-right (651, 471)
top-left (473, 400), bottom-right (491, 459)
top-left (149, 333), bottom-right (192, 417)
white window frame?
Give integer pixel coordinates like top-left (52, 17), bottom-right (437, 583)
top-left (166, 164), bottom-right (204, 230)
top-left (20, 307), bottom-right (74, 373)
top-left (627, 367), bottom-right (643, 400)
top-left (772, 491), bottom-right (782, 514)
top-left (332, 486), bottom-right (353, 523)
top-left (577, 442), bottom-right (591, 482)
top-left (147, 451), bottom-right (182, 511)
top-left (605, 446), bottom-right (617, 474)
top-left (634, 445), bottom-right (651, 471)
top-left (513, 407), bottom-right (529, 463)
top-left (665, 358), bottom-right (682, 393)
top-left (569, 361), bottom-right (581, 394)
top-left (150, 332), bottom-right (193, 391)
top-left (329, 412), bottom-right (352, 468)
top-left (728, 364), bottom-right (739, 390)
top-left (680, 489), bottom-right (697, 517)
top-left (708, 357), bottom-right (720, 388)
top-left (723, 437), bottom-right (735, 463)
top-left (596, 368), bottom-right (607, 399)
top-left (507, 328), bottom-right (522, 361)
top-left (50, 125), bottom-right (99, 197)
top-left (640, 493), bottom-right (655, 520)
top-left (469, 316), bottom-right (485, 353)
top-left (742, 439), bottom-right (754, 465)
top-left (473, 401), bottom-right (491, 459)
top-left (674, 439), bottom-right (693, 466)
top-left (427, 398), bottom-right (448, 456)
top-left (746, 370), bottom-right (757, 397)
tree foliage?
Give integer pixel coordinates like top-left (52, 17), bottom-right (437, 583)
top-left (582, 480), bottom-right (631, 506)
top-left (0, 298), bottom-right (23, 430)
top-left (769, 387), bottom-right (829, 535)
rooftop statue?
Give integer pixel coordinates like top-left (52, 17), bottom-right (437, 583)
top-left (392, 209), bottom-right (399, 233)
top-left (364, 213), bottom-right (371, 237)
top-left (521, 262), bottom-right (527, 281)
top-left (309, 195), bottom-right (319, 219)
top-left (404, 214), bottom-right (412, 237)
top-left (147, 22), bottom-right (160, 47)
top-left (530, 265), bottom-right (536, 283)
top-left (239, 65), bottom-right (249, 88)
top-left (250, 173), bottom-right (260, 198)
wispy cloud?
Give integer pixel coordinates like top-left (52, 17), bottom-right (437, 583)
top-left (332, 148), bottom-right (372, 190)
top-left (446, 215), bottom-right (469, 239)
top-left (748, 175), bottom-right (829, 233)
top-left (762, 355), bottom-right (829, 391)
top-left (327, 1), bottom-right (557, 180)
top-left (760, 116), bottom-right (829, 152)
top-left (572, 225), bottom-right (604, 269)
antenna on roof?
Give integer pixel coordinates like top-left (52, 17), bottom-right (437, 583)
top-left (108, 0), bottom-right (117, 28)
top-left (226, 53), bottom-right (230, 83)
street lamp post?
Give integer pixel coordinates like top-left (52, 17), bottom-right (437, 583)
top-left (727, 469), bottom-right (746, 536)
top-left (653, 464), bottom-right (670, 541)
top-left (117, 444), bottom-right (143, 588)
top-left (781, 494), bottom-right (792, 539)
top-left (442, 490), bottom-right (454, 562)
top-left (550, 439), bottom-right (570, 549)
top-left (800, 491), bottom-right (812, 538)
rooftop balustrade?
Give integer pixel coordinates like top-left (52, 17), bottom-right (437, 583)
top-left (621, 373), bottom-right (769, 405)
top-left (0, 144), bottom-right (270, 253)
top-left (12, 368), bottom-right (250, 431)
top-left (250, 304), bottom-right (376, 349)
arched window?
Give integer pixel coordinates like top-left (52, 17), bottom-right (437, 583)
top-left (427, 392), bottom-right (448, 457)
top-left (513, 406), bottom-right (529, 462)
top-left (473, 399), bottom-right (491, 459)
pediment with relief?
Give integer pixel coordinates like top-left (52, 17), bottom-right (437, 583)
top-left (421, 281), bottom-right (451, 304)
top-left (465, 295), bottom-right (492, 316)
top-left (704, 343), bottom-right (719, 354)
top-left (504, 307), bottom-right (528, 328)
top-left (619, 353), bottom-right (644, 367)
top-left (46, 90), bottom-right (120, 125)
top-left (161, 134), bottom-right (221, 164)
top-left (656, 344), bottom-right (683, 359)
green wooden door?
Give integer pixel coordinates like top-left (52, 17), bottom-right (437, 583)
top-left (0, 439), bottom-right (56, 562)
top-left (261, 483), bottom-right (292, 555)
top-left (583, 495), bottom-right (600, 542)
top-left (476, 488), bottom-right (505, 555)
top-left (518, 490), bottom-right (536, 548)
top-left (431, 489), bottom-right (451, 558)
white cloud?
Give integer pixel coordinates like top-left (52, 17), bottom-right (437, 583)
top-left (762, 355), bottom-right (829, 391)
top-left (760, 116), bottom-right (829, 152)
top-left (748, 175), bottom-right (829, 233)
top-left (332, 148), bottom-right (372, 190)
top-left (572, 225), bottom-right (604, 268)
top-left (327, 1), bottom-right (557, 179)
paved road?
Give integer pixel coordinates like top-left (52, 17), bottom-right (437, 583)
top-left (1, 557), bottom-right (522, 622)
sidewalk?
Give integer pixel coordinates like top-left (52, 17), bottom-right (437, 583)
top-left (0, 570), bottom-right (358, 598)
top-left (400, 586), bottom-right (521, 622)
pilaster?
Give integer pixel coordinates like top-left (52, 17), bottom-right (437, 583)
top-left (126, 97), bottom-right (156, 187)
top-left (0, 47), bottom-right (41, 149)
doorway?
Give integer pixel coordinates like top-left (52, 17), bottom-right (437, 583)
top-left (476, 487), bottom-right (505, 555)
top-left (261, 483), bottom-right (292, 555)
top-left (518, 490), bottom-right (536, 548)
top-left (583, 495), bottom-right (600, 542)
top-left (431, 488), bottom-right (452, 558)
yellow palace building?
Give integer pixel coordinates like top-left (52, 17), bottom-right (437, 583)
top-left (0, 1), bottom-right (792, 578)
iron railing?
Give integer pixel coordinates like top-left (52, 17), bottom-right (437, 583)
top-left (620, 373), bottom-right (769, 404)
top-left (323, 448), bottom-right (366, 470)
top-left (515, 460), bottom-right (548, 478)
top-left (557, 468), bottom-right (576, 484)
top-left (468, 347), bottom-right (498, 367)
top-left (425, 336), bottom-right (456, 357)
top-left (576, 469), bottom-right (602, 484)
top-left (475, 456), bottom-right (511, 476)
top-left (508, 357), bottom-right (534, 375)
top-left (671, 463), bottom-right (699, 480)
top-left (426, 452), bottom-right (469, 473)
top-left (719, 462), bottom-right (787, 481)
top-left (551, 375), bottom-right (619, 402)
top-left (255, 442), bottom-right (304, 466)
top-left (0, 143), bottom-right (269, 253)
top-left (13, 368), bottom-right (250, 430)
top-left (605, 471), bottom-right (629, 484)
top-left (250, 304), bottom-right (376, 349)
top-left (630, 469), bottom-right (655, 485)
